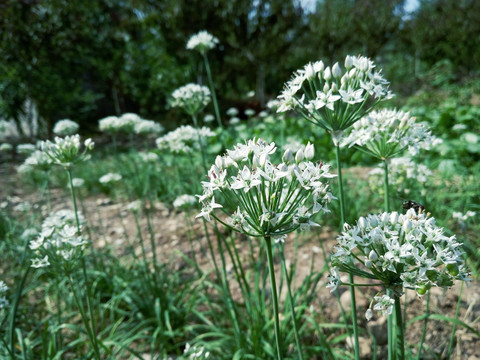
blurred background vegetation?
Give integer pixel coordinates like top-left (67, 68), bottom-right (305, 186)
top-left (0, 0), bottom-right (479, 134)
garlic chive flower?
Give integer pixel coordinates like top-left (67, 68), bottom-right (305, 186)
top-left (186, 30), bottom-right (219, 53)
top-left (17, 150), bottom-right (53, 173)
top-left (196, 138), bottom-right (336, 238)
top-left (368, 157), bottom-right (432, 196)
top-left (16, 143), bottom-right (36, 155)
top-left (29, 209), bottom-right (88, 273)
top-left (184, 343), bottom-right (211, 359)
top-left (341, 108), bottom-right (442, 159)
top-left (40, 135), bottom-right (94, 168)
top-left (0, 143), bottom-right (12, 152)
top-left (329, 208), bottom-right (469, 314)
top-left (98, 113), bottom-right (161, 135)
top-left (52, 119), bottom-right (79, 136)
top-left (156, 125), bottom-right (215, 154)
top-left (169, 84), bottom-right (211, 117)
top-left (173, 194), bottom-right (198, 210)
top-left (99, 173), bottom-right (122, 184)
top-left (277, 55), bottom-right (393, 141)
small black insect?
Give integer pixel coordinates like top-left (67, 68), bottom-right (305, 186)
top-left (402, 200), bottom-right (425, 213)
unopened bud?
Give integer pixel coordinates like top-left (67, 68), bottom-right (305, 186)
top-left (283, 149), bottom-right (294, 164)
top-left (332, 62), bottom-right (342, 78)
top-left (295, 148), bottom-right (304, 163)
top-left (304, 142), bottom-right (314, 160)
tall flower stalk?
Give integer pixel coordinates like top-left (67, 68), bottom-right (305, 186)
top-left (187, 30), bottom-right (223, 129)
top-left (197, 138), bottom-right (335, 359)
top-left (278, 55), bottom-right (394, 359)
top-left (169, 83), bottom-right (212, 172)
top-left (341, 108), bottom-right (441, 213)
top-left (36, 135), bottom-right (101, 360)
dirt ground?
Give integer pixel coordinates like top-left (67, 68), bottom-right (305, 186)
top-left (1, 162), bottom-right (479, 360)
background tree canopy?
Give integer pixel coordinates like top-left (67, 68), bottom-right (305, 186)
top-left (0, 0), bottom-right (479, 134)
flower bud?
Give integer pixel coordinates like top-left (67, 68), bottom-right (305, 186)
top-left (369, 216), bottom-right (378, 227)
top-left (381, 212), bottom-right (389, 224)
top-left (332, 62), bottom-right (342, 78)
top-left (343, 222), bottom-right (351, 232)
top-left (348, 68), bottom-right (357, 78)
top-left (305, 63), bottom-right (316, 80)
top-left (313, 60), bottom-right (324, 72)
top-left (215, 155), bottom-right (223, 169)
top-left (304, 142), bottom-right (314, 160)
top-left (390, 211), bottom-right (399, 225)
top-left (84, 138), bottom-right (94, 150)
top-left (330, 83), bottom-right (338, 92)
top-left (345, 55), bottom-right (354, 69)
top-left (259, 153), bottom-right (268, 167)
top-left (365, 308), bottom-right (373, 321)
top-left (323, 66), bottom-right (331, 81)
top-left (283, 149), bottom-right (294, 164)
top-left (323, 82), bottom-right (330, 92)
top-left (403, 219), bottom-right (412, 232)
top-left (252, 154), bottom-right (261, 168)
top-left (295, 148), bottom-right (304, 163)
top-left (369, 250), bottom-right (378, 261)
top-left (358, 216), bottom-right (367, 229)
top-left (365, 260), bottom-right (373, 268)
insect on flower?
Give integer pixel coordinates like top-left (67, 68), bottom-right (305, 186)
top-left (402, 200), bottom-right (425, 213)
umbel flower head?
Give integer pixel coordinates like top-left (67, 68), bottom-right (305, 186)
top-left (169, 83), bottom-right (211, 117)
top-left (368, 157), bottom-right (433, 196)
top-left (341, 108), bottom-right (442, 159)
top-left (327, 209), bottom-right (469, 317)
top-left (186, 30), bottom-right (219, 53)
top-left (196, 138), bottom-right (336, 239)
top-left (17, 150), bottom-right (53, 174)
top-left (277, 55), bottom-right (393, 142)
top-left (156, 125), bottom-right (215, 154)
top-left (40, 135), bottom-right (94, 168)
top-left (98, 113), bottom-right (161, 135)
top-left (29, 209), bottom-right (88, 273)
top-left (53, 119), bottom-right (79, 136)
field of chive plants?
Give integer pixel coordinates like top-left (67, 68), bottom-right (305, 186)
top-left (0, 31), bottom-right (479, 360)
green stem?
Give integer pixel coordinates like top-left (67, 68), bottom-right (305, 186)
top-left (66, 169), bottom-right (101, 360)
top-left (202, 53), bottom-right (223, 129)
top-left (265, 235), bottom-right (283, 360)
top-left (8, 265), bottom-right (30, 358)
top-left (383, 159), bottom-right (390, 212)
top-left (394, 295), bottom-right (405, 360)
top-left (387, 289), bottom-right (394, 360)
top-left (447, 282), bottom-right (464, 359)
top-left (280, 249), bottom-right (304, 360)
top-left (335, 143), bottom-right (360, 360)
top-left (416, 291), bottom-right (430, 360)
top-left (192, 114), bottom-right (208, 173)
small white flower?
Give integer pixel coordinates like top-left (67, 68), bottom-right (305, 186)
top-left (99, 173), bottom-right (122, 184)
top-left (186, 30), bottom-right (219, 53)
top-left (53, 119), bottom-right (79, 136)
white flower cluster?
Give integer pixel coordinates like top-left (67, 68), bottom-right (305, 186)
top-left (173, 194), bottom-right (197, 209)
top-left (99, 173), bottom-right (122, 184)
top-left (0, 143), bottom-right (12, 152)
top-left (72, 178), bottom-right (85, 188)
top-left (53, 119), bottom-right (79, 136)
top-left (29, 210), bottom-right (88, 271)
top-left (16, 143), bottom-right (36, 155)
top-left (186, 30), bottom-right (219, 53)
top-left (0, 281), bottom-right (8, 309)
top-left (137, 151), bottom-right (159, 163)
top-left (127, 200), bottom-right (142, 213)
top-left (329, 209), bottom-right (469, 301)
top-left (99, 113), bottom-right (163, 135)
top-left (366, 294), bottom-right (396, 321)
top-left (226, 107), bottom-right (239, 117)
top-left (277, 55), bottom-right (393, 133)
top-left (184, 343), bottom-right (210, 359)
top-left (368, 157), bottom-right (433, 195)
top-left (155, 125), bottom-right (215, 154)
top-left (452, 211), bottom-right (476, 222)
top-left (197, 139), bottom-right (336, 239)
top-left (169, 84), bottom-right (211, 116)
top-left (341, 109), bottom-right (442, 158)
top-left (40, 135), bottom-right (94, 168)
top-left (17, 150), bottom-right (53, 174)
